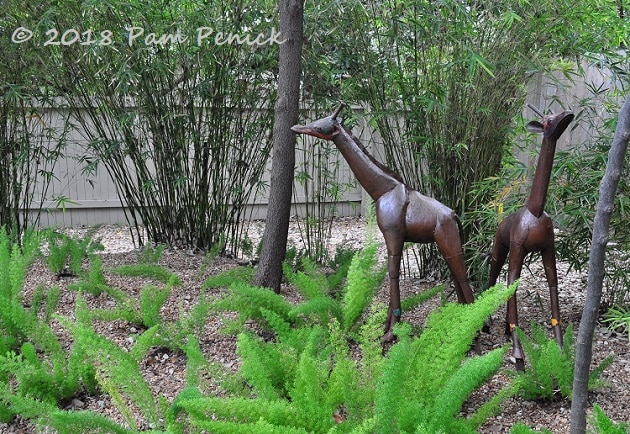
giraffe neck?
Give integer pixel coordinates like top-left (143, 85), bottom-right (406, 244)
top-left (525, 136), bottom-right (557, 218)
top-left (332, 127), bottom-right (401, 200)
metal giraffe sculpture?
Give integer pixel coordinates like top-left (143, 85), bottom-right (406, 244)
top-left (291, 102), bottom-right (475, 342)
top-left (488, 104), bottom-right (574, 370)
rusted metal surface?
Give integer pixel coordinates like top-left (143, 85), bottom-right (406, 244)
top-left (488, 104), bottom-right (574, 370)
top-left (291, 102), bottom-right (475, 342)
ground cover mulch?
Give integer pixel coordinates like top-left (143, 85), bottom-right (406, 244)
top-left (2, 217), bottom-right (629, 433)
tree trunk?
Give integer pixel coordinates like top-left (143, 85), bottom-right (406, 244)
top-left (570, 96), bottom-right (630, 433)
top-left (254, 0), bottom-right (304, 292)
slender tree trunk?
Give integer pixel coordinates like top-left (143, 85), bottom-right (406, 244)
top-left (254, 0), bottom-right (304, 292)
top-left (570, 96), bottom-right (630, 433)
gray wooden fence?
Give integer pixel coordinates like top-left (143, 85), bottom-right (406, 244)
top-left (23, 62), bottom-right (623, 228)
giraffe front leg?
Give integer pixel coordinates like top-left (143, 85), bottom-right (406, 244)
top-left (542, 247), bottom-right (563, 348)
top-left (507, 247), bottom-right (526, 371)
top-left (383, 254), bottom-right (402, 343)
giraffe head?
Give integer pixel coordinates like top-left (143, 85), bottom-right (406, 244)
top-left (291, 102), bottom-right (346, 140)
top-left (526, 107), bottom-right (574, 141)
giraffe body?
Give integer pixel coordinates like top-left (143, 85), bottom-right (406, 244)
top-left (291, 103), bottom-right (474, 341)
top-left (488, 107), bottom-right (574, 370)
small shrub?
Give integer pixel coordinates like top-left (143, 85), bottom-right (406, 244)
top-left (510, 423), bottom-right (553, 434)
top-left (202, 265), bottom-right (255, 290)
top-left (0, 343), bottom-right (80, 406)
top-left (155, 295), bottom-right (215, 350)
top-left (589, 403), bottom-right (630, 434)
top-left (136, 243), bottom-right (166, 264)
top-left (516, 323), bottom-right (613, 400)
top-left (140, 285), bottom-right (171, 328)
top-left (602, 306), bottom-right (630, 341)
top-left (192, 235), bottom-right (519, 433)
top-left (110, 263), bottom-right (181, 285)
top-left (68, 254), bottom-right (108, 296)
top-left (61, 316), bottom-right (160, 430)
top-left (43, 229), bottom-right (104, 277)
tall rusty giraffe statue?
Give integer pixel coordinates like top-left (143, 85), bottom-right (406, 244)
top-left (291, 102), bottom-right (475, 342)
top-left (488, 104), bottom-right (574, 370)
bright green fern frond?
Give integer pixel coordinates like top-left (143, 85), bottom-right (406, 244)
top-left (2, 392), bottom-right (135, 434)
top-left (428, 347), bottom-right (509, 433)
top-left (213, 282), bottom-right (293, 331)
top-left (63, 318), bottom-right (160, 428)
top-left (111, 263), bottom-right (181, 285)
top-left (374, 322), bottom-right (415, 434)
top-left (289, 336), bottom-right (335, 433)
top-left (202, 266), bottom-right (255, 289)
top-left (325, 319), bottom-right (359, 414)
top-left (284, 257), bottom-right (329, 300)
top-left (261, 307), bottom-right (293, 340)
top-left (129, 325), bottom-right (160, 362)
top-left (589, 403), bottom-right (630, 434)
top-left (237, 332), bottom-right (285, 400)
top-left (401, 284), bottom-right (444, 312)
top-left (356, 303), bottom-right (387, 397)
top-left (411, 283), bottom-right (515, 403)
top-left (289, 296), bottom-right (343, 325)
top-left (180, 396), bottom-right (300, 428)
top-left (517, 323), bottom-right (574, 400)
top-left (140, 285), bottom-right (171, 328)
top-left (192, 417), bottom-right (309, 434)
top-left (45, 408), bottom-right (136, 434)
top-left (342, 242), bottom-right (387, 332)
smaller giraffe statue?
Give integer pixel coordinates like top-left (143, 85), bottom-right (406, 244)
top-left (488, 104), bottom-right (574, 370)
top-left (291, 102), bottom-right (475, 342)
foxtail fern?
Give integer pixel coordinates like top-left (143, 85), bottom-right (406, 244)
top-left (61, 312), bottom-right (161, 429)
top-left (516, 323), bottom-right (613, 401)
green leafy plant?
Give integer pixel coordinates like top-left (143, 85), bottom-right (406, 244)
top-left (0, 241), bottom-right (97, 423)
top-left (549, 140), bottom-right (629, 307)
top-left (510, 423), bottom-right (553, 434)
top-left (153, 295), bottom-right (216, 352)
top-left (189, 233), bottom-right (519, 433)
top-left (0, 229), bottom-right (52, 354)
top-left (44, 1), bottom-right (277, 253)
top-left (603, 306), bottom-right (630, 340)
top-left (68, 254), bottom-right (109, 296)
top-left (110, 263), bottom-right (181, 286)
top-left (43, 229), bottom-right (104, 277)
top-left (177, 282), bottom-right (518, 433)
top-left (589, 403), bottom-right (630, 434)
top-left (139, 285), bottom-right (172, 328)
top-left (83, 280), bottom-right (173, 330)
top-left (516, 323), bottom-right (613, 400)
top-left (136, 243), bottom-right (166, 264)
top-left (511, 403), bottom-right (630, 434)
top-left (202, 265), bottom-right (256, 290)
top-left (60, 313), bottom-right (161, 431)
top-left (0, 36), bottom-right (69, 239)
top-left (0, 341), bottom-right (86, 408)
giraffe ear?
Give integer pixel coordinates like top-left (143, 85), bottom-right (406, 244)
top-left (526, 120), bottom-right (544, 134)
top-left (330, 120), bottom-right (341, 136)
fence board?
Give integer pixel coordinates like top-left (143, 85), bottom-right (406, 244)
top-left (21, 66), bottom-right (621, 228)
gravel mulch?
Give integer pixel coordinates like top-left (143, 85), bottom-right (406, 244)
top-left (1, 217), bottom-right (629, 433)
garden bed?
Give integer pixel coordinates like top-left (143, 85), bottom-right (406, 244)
top-left (3, 217), bottom-right (629, 433)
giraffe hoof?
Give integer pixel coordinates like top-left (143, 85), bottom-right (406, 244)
top-left (382, 331), bottom-right (396, 343)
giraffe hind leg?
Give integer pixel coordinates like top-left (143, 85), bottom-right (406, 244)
top-left (434, 219), bottom-right (474, 305)
top-left (488, 235), bottom-right (509, 334)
